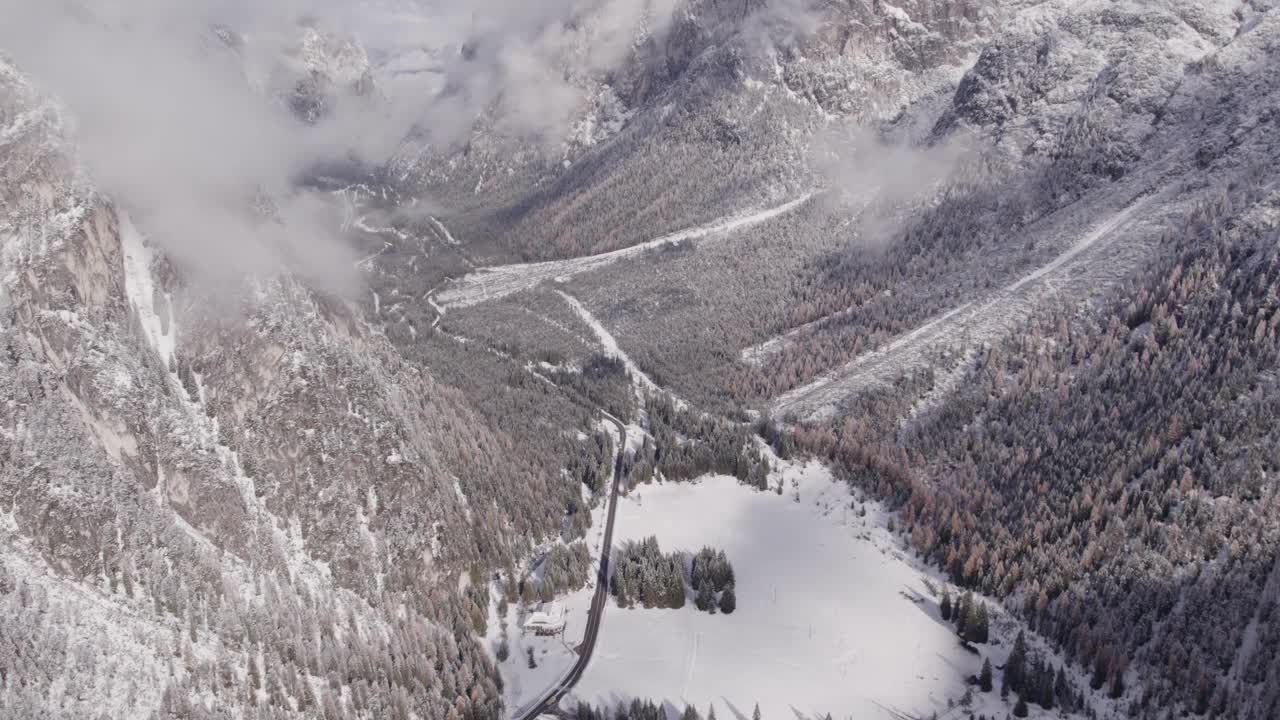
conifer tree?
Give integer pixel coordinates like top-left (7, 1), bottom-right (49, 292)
top-left (719, 584), bottom-right (736, 614)
top-left (1090, 652), bottom-right (1108, 691)
top-left (1003, 631), bottom-right (1027, 693)
top-left (1108, 661), bottom-right (1125, 699)
top-left (973, 602), bottom-right (990, 644)
top-left (1054, 667), bottom-right (1070, 711)
top-left (955, 592), bottom-right (972, 637)
top-left (980, 658), bottom-right (993, 692)
top-left (696, 580), bottom-right (716, 612)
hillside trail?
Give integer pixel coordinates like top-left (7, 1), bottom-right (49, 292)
top-left (772, 189), bottom-right (1161, 422)
top-left (436, 194), bottom-right (814, 309)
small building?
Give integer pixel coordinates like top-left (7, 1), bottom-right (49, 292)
top-left (524, 603), bottom-right (566, 637)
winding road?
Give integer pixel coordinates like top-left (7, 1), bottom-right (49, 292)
top-left (513, 413), bottom-right (627, 719)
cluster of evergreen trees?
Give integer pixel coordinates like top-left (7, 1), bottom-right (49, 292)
top-left (503, 542), bottom-right (594, 606)
top-left (629, 393), bottom-right (773, 488)
top-left (691, 547), bottom-right (737, 615)
top-left (571, 699), bottom-right (726, 720)
top-left (588, 156), bottom-right (1091, 415)
top-left (609, 539), bottom-right (738, 615)
top-left (572, 699), bottom-right (768, 720)
top-left (1001, 631), bottom-right (1084, 716)
top-left (563, 427), bottom-right (616, 499)
top-left (546, 353), bottom-right (636, 423)
top-left (2, 561), bottom-right (505, 720)
top-left (940, 588), bottom-right (989, 644)
top-left (791, 185), bottom-right (1280, 717)
top-left (611, 537), bottom-right (686, 609)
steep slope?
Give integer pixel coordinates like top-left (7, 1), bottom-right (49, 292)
top-left (388, 0), bottom-right (1002, 263)
top-left (0, 52), bottom-right (610, 719)
top-left (785, 7), bottom-right (1280, 717)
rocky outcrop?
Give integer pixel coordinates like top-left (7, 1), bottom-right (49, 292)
top-left (0, 57), bottom-right (512, 720)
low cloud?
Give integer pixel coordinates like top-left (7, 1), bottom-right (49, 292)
top-left (813, 122), bottom-right (974, 248)
top-left (0, 0), bottom-right (691, 291)
top-left (0, 1), bottom-right (365, 290)
top-left (422, 0), bottom-right (685, 147)
top-left (1, 0), bottom-right (832, 290)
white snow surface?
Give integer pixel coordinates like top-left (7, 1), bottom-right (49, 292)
top-left (564, 460), bottom-right (987, 719)
top-left (119, 211), bottom-right (176, 367)
top-left (494, 584), bottom-right (598, 717)
top-left (429, 216), bottom-right (461, 245)
top-left (437, 194), bottom-right (814, 309)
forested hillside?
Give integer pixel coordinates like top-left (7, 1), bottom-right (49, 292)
top-left (905, 188), bottom-right (1280, 718)
top-left (0, 16), bottom-right (616, 720)
top-left (795, 156), bottom-right (1280, 720)
top-left (3, 0), bottom-right (1279, 718)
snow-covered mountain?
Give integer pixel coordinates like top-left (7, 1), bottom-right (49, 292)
top-left (3, 1), bottom-right (1280, 719)
top-left (0, 20), bottom-right (595, 719)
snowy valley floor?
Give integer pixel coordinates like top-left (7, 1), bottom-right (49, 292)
top-left (485, 448), bottom-right (1098, 720)
top-left (563, 461), bottom-right (977, 719)
top-left (490, 456), bottom-right (1106, 720)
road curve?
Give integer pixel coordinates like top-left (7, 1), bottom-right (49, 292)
top-left (514, 413), bottom-right (627, 719)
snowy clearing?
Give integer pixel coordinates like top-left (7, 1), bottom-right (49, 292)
top-left (772, 191), bottom-right (1160, 422)
top-left (437, 195), bottom-right (814, 309)
top-left (740, 311), bottom-right (830, 367)
top-left (563, 460), bottom-right (989, 719)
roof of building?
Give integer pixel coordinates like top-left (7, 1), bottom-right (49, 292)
top-left (524, 602), bottom-right (566, 628)
top-left (525, 611), bottom-right (565, 628)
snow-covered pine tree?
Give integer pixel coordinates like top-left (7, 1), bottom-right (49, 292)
top-left (719, 584), bottom-right (736, 614)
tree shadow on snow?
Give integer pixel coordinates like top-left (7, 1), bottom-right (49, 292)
top-left (722, 698), bottom-right (751, 720)
top-left (789, 705), bottom-right (815, 720)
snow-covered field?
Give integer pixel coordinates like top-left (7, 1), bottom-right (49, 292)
top-left (488, 448), bottom-right (1098, 720)
top-left (562, 460), bottom-right (984, 720)
top-left (436, 195), bottom-right (814, 309)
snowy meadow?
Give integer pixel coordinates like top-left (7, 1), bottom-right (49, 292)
top-left (561, 459), bottom-right (982, 719)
